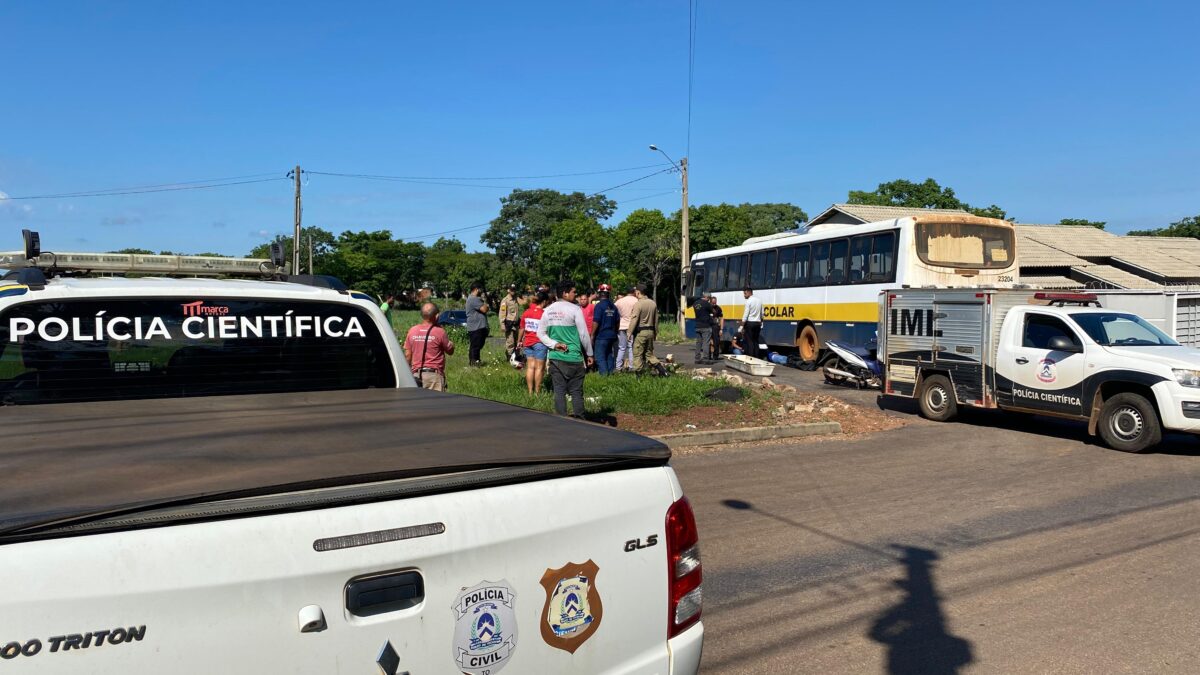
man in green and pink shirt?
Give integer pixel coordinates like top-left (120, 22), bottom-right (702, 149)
top-left (536, 279), bottom-right (594, 417)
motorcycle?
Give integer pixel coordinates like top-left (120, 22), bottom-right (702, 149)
top-left (822, 338), bottom-right (883, 389)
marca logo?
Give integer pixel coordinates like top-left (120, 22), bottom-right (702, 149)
top-left (181, 301), bottom-right (230, 317)
top-left (889, 308), bottom-right (943, 337)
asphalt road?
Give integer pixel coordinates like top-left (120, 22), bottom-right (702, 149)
top-left (674, 376), bottom-right (1200, 674)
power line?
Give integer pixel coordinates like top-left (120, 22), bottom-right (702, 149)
top-left (619, 189), bottom-right (679, 204)
top-left (586, 167), bottom-right (677, 197)
top-left (306, 163), bottom-right (672, 182)
top-left (400, 178), bottom-right (686, 241)
top-left (2, 175), bottom-right (287, 200)
top-left (687, 0), bottom-right (699, 158)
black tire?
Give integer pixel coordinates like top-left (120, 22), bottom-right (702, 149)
top-left (1097, 393), bottom-right (1161, 453)
top-left (918, 374), bottom-right (959, 422)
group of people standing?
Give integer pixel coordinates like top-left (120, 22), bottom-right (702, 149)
top-left (401, 280), bottom-right (669, 418)
top-left (692, 287), bottom-right (763, 363)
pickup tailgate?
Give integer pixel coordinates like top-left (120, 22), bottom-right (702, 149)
top-left (0, 467), bottom-right (680, 673)
top-left (0, 390), bottom-right (689, 674)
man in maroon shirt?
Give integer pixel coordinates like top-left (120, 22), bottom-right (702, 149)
top-left (403, 302), bottom-right (455, 391)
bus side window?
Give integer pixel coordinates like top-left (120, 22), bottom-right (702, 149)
top-left (692, 268), bottom-right (705, 296)
top-left (849, 236), bottom-right (871, 284)
top-left (810, 242), bottom-right (831, 285)
top-left (778, 247), bottom-right (796, 287)
top-left (870, 232), bottom-right (897, 282)
top-left (795, 245), bottom-right (810, 286)
top-left (750, 250), bottom-right (776, 289)
top-left (728, 255), bottom-right (746, 290)
top-left (715, 257), bottom-right (727, 291)
top-left (828, 239), bottom-right (849, 285)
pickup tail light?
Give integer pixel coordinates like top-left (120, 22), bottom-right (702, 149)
top-left (666, 496), bottom-right (702, 638)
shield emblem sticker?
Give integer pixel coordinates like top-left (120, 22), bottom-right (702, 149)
top-left (539, 560), bottom-right (603, 653)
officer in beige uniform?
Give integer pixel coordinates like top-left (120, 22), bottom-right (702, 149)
top-left (498, 283), bottom-right (522, 360)
top-left (629, 283), bottom-right (669, 377)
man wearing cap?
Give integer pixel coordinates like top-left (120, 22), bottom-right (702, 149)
top-left (498, 283), bottom-right (522, 360)
top-left (591, 284), bottom-right (620, 375)
top-left (614, 285), bottom-right (638, 372)
top-left (629, 283), bottom-right (668, 377)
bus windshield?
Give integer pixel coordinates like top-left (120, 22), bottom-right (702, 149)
top-left (915, 222), bottom-right (1014, 269)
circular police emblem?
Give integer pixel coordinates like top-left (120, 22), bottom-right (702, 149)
top-left (1037, 358), bottom-right (1057, 383)
top-left (539, 560), bottom-right (603, 653)
top-left (452, 580), bottom-right (517, 675)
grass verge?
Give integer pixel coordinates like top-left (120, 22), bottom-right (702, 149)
top-left (393, 315), bottom-right (729, 419)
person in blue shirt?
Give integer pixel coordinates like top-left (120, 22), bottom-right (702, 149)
top-left (591, 284), bottom-right (621, 375)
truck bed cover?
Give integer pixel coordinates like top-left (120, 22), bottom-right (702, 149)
top-left (0, 389), bottom-right (670, 533)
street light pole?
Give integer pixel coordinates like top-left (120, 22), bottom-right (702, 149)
top-left (650, 145), bottom-right (690, 325)
top-left (679, 156), bottom-right (689, 325)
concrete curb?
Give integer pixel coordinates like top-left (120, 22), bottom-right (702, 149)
top-left (652, 421), bottom-right (842, 448)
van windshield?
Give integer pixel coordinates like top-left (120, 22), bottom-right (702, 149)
top-left (915, 222), bottom-right (1014, 269)
top-left (0, 298), bottom-right (396, 405)
top-left (1069, 312), bottom-right (1178, 347)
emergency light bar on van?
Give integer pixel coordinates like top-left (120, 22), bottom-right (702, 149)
top-left (0, 250), bottom-right (276, 278)
top-left (1033, 291), bottom-right (1100, 306)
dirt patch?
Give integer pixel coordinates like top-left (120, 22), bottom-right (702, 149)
top-left (617, 391), bottom-right (905, 437)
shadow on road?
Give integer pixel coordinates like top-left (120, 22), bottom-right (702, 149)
top-left (868, 546), bottom-right (974, 675)
top-left (720, 500), bottom-right (974, 674)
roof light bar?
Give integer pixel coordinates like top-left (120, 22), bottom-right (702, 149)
top-left (0, 250), bottom-right (277, 278)
top-left (1033, 292), bottom-right (1098, 302)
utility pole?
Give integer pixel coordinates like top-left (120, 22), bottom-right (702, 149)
top-left (307, 235), bottom-right (313, 275)
top-left (679, 156), bottom-right (689, 325)
top-left (291, 165), bottom-right (302, 274)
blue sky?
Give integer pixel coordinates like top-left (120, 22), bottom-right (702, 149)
top-left (1, 1), bottom-right (1197, 255)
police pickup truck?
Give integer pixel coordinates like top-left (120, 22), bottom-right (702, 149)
top-left (0, 237), bottom-right (704, 674)
top-left (880, 289), bottom-right (1200, 452)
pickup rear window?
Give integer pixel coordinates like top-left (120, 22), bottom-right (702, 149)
top-left (0, 298), bottom-right (396, 405)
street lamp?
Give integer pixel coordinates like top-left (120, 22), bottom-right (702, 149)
top-left (649, 144), bottom-right (689, 326)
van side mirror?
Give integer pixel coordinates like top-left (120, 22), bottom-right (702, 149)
top-left (1048, 335), bottom-right (1082, 353)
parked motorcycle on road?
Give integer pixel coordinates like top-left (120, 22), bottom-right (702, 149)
top-left (822, 338), bottom-right (883, 389)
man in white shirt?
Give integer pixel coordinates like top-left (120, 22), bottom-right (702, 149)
top-left (741, 286), bottom-right (764, 359)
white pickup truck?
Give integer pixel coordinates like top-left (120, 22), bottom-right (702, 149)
top-left (879, 289), bottom-right (1200, 452)
top-left (0, 268), bottom-right (703, 673)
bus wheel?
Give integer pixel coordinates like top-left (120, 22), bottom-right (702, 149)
top-left (918, 375), bottom-right (958, 422)
top-left (797, 325), bottom-right (819, 362)
top-left (1098, 393), bottom-right (1161, 453)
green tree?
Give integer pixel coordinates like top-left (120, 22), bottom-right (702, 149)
top-left (249, 227), bottom-right (337, 273)
top-left (108, 248), bottom-right (155, 254)
top-left (613, 209), bottom-right (680, 304)
top-left (739, 202), bottom-right (809, 238)
top-left (1058, 218), bottom-right (1106, 230)
top-left (1128, 215), bottom-right (1200, 238)
top-left (481, 189), bottom-right (616, 272)
top-left (536, 216), bottom-right (610, 287)
top-left (848, 178), bottom-right (1009, 221)
top-left (684, 203), bottom-right (753, 252)
top-left (323, 230), bottom-right (425, 298)
top-left (682, 202), bottom-right (806, 253)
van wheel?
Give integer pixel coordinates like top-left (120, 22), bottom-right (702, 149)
top-left (1098, 393), bottom-right (1161, 453)
top-left (918, 375), bottom-right (958, 422)
top-left (797, 325), bottom-right (819, 362)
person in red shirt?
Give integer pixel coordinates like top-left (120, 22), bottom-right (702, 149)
top-left (403, 302), bottom-right (455, 391)
top-left (517, 291), bottom-right (549, 394)
top-left (580, 289), bottom-right (596, 335)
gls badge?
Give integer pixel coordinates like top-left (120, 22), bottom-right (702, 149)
top-left (624, 534), bottom-right (658, 552)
